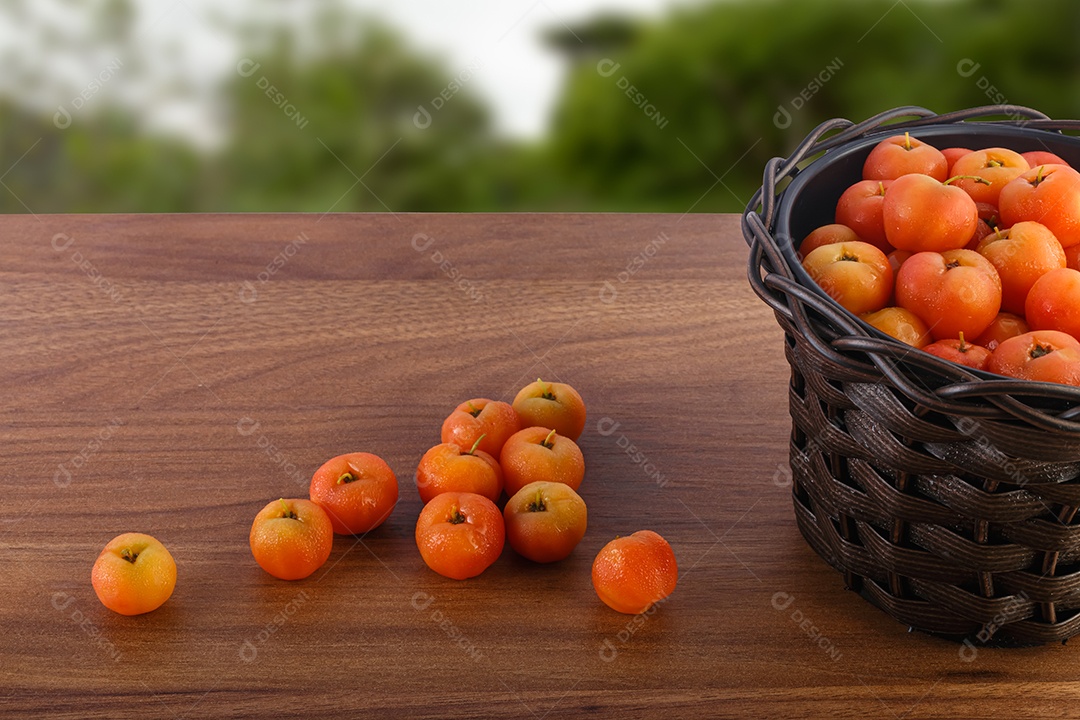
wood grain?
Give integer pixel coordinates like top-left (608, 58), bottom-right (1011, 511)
top-left (1, 213), bottom-right (1077, 719)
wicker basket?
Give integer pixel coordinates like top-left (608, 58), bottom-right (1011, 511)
top-left (744, 105), bottom-right (1080, 646)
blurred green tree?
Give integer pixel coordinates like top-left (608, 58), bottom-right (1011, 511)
top-left (213, 8), bottom-right (513, 212)
top-left (544, 0), bottom-right (1080, 213)
top-left (0, 0), bottom-right (204, 213)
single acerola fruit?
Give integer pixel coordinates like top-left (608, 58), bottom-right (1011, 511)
top-left (863, 133), bottom-right (947, 182)
top-left (592, 530), bottom-right (678, 614)
top-left (416, 436), bottom-right (503, 504)
top-left (801, 241), bottom-right (893, 316)
top-left (1067, 244), bottom-right (1080, 272)
top-left (976, 221), bottom-right (1066, 316)
top-left (999, 164), bottom-right (1080, 248)
top-left (415, 492), bottom-right (505, 580)
top-left (1021, 151), bottom-right (1069, 168)
top-left (973, 312), bottom-right (1030, 352)
top-left (987, 330), bottom-right (1080, 386)
top-left (249, 498), bottom-right (333, 580)
top-left (441, 398), bottom-right (520, 456)
top-left (500, 427), bottom-right (585, 496)
top-left (834, 179), bottom-right (892, 250)
top-left (512, 379), bottom-right (587, 441)
top-left (887, 249), bottom-right (912, 276)
top-left (941, 147), bottom-right (973, 174)
top-left (309, 452), bottom-right (398, 535)
top-left (91, 532), bottom-right (177, 616)
top-left (1025, 267), bottom-right (1080, 341)
top-left (895, 249), bottom-right (1002, 341)
top-left (860, 307), bottom-right (932, 348)
top-left (882, 173), bottom-right (981, 253)
top-left (923, 332), bottom-right (992, 371)
top-left (504, 481), bottom-right (587, 563)
top-left (798, 224), bottom-right (864, 260)
top-left (951, 147), bottom-right (1029, 206)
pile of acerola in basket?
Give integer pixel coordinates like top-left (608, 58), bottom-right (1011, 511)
top-left (799, 133), bottom-right (1080, 385)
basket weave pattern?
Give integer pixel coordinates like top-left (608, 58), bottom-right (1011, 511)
top-left (744, 105), bottom-right (1080, 645)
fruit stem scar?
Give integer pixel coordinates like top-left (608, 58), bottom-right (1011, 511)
top-left (337, 472), bottom-right (356, 484)
top-left (536, 378), bottom-right (556, 400)
top-left (279, 498), bottom-right (298, 520)
top-left (945, 260), bottom-right (961, 270)
top-left (449, 507), bottom-right (466, 524)
top-left (466, 401), bottom-right (482, 418)
top-left (958, 331), bottom-right (968, 352)
top-left (467, 435), bottom-right (485, 456)
top-left (1031, 343), bottom-right (1053, 360)
top-left (528, 488), bottom-right (547, 513)
top-left (120, 548), bottom-right (138, 563)
top-left (542, 428), bottom-right (557, 449)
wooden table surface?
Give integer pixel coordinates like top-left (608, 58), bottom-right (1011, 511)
top-left (2, 212), bottom-right (1078, 719)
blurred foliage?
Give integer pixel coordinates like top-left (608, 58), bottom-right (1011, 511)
top-left (546, 0), bottom-right (1080, 211)
top-left (1, 0), bottom-right (1079, 214)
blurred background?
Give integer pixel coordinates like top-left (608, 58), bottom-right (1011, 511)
top-left (1, 0), bottom-right (1077, 215)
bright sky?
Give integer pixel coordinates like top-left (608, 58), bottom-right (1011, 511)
top-left (342, 0), bottom-right (678, 137)
top-left (0, 0), bottom-right (680, 145)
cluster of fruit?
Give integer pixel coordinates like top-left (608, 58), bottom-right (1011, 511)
top-left (414, 382), bottom-right (589, 579)
top-left (799, 132), bottom-right (1080, 385)
top-left (91, 380), bottom-right (677, 618)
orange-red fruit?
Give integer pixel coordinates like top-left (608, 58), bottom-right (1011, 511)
top-left (503, 481), bottom-right (587, 563)
top-left (999, 164), bottom-right (1080, 249)
top-left (1025, 268), bottom-right (1080, 341)
top-left (883, 173), bottom-right (978, 252)
top-left (441, 398), bottom-right (521, 456)
top-left (1021, 151), bottom-right (1068, 168)
top-left (416, 442), bottom-right (503, 504)
top-left (415, 492), bottom-right (505, 580)
top-left (835, 179), bottom-right (892, 250)
top-left (923, 336), bottom-right (992, 371)
top-left (895, 249), bottom-right (1002, 341)
top-left (987, 330), bottom-right (1080, 386)
top-left (798, 224), bottom-right (863, 260)
top-left (91, 533), bottom-right (177, 616)
top-left (951, 147), bottom-right (1029, 206)
top-left (500, 426), bottom-right (586, 496)
top-left (973, 312), bottom-right (1031, 352)
top-left (1067, 244), bottom-right (1080, 272)
top-left (975, 202), bottom-right (1001, 224)
top-left (592, 530), bottom-right (678, 614)
top-left (965, 217), bottom-right (996, 250)
top-left (976, 221), bottom-right (1066, 316)
top-left (249, 499), bottom-right (334, 580)
top-left (801, 241), bottom-right (893, 316)
top-left (512, 380), bottom-right (587, 441)
top-left (863, 134), bottom-right (948, 182)
top-left (941, 147), bottom-right (973, 174)
top-left (309, 452), bottom-right (399, 535)
top-left (860, 307), bottom-right (932, 348)
top-left (887, 249), bottom-right (912, 276)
